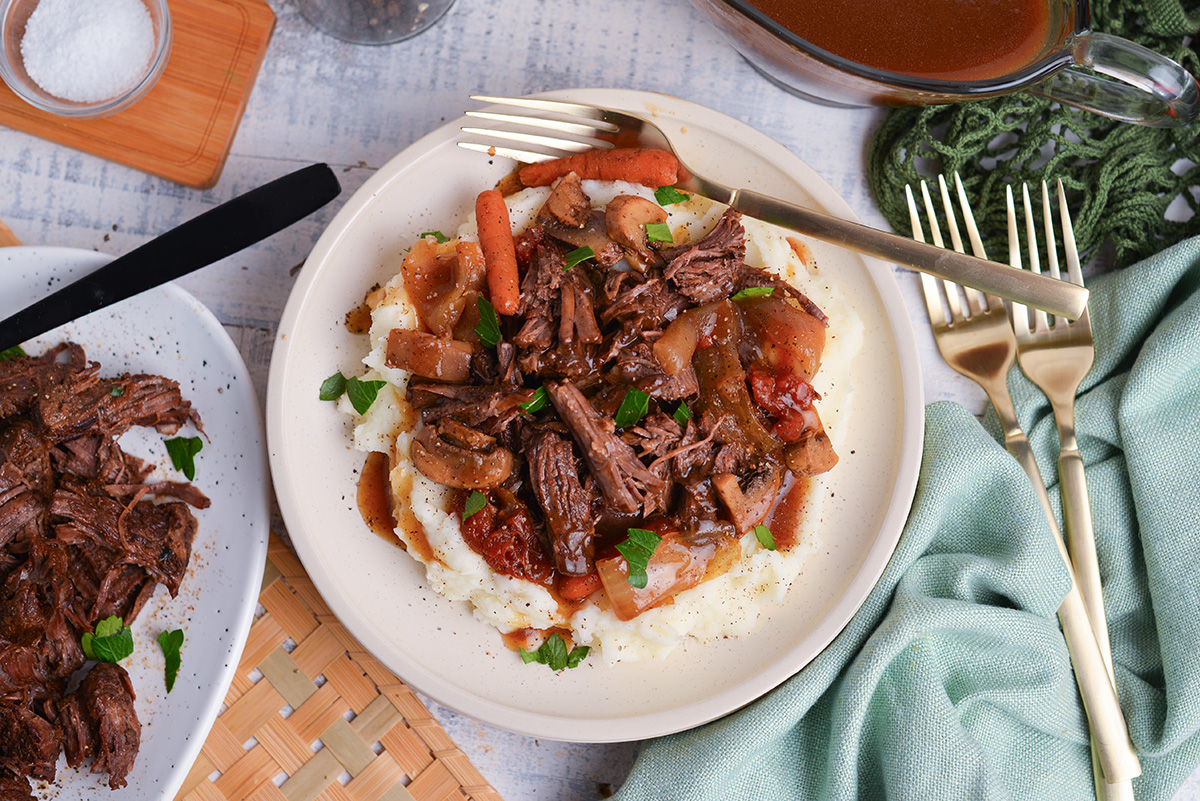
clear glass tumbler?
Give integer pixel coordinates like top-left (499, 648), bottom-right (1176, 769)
top-left (296, 0), bottom-right (456, 45)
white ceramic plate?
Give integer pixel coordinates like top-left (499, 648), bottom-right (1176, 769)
top-left (0, 247), bottom-right (270, 799)
top-left (267, 89), bottom-right (922, 742)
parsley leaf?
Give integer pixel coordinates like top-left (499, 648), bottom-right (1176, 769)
top-left (654, 186), bottom-right (690, 205)
top-left (319, 371), bottom-right (347, 401)
top-left (520, 633), bottom-right (589, 671)
top-left (475, 296), bottom-right (502, 348)
top-left (563, 246), bottom-right (594, 271)
top-left (617, 527), bottom-right (662, 589)
top-left (673, 401), bottom-right (691, 428)
top-left (164, 436), bottom-right (203, 481)
top-left (645, 222), bottom-right (673, 244)
top-left (109, 386), bottom-right (126, 398)
top-left (419, 230), bottom-right (449, 243)
top-left (754, 524), bottom-right (777, 551)
top-left (0, 345), bottom-right (25, 362)
top-left (614, 387), bottom-right (650, 428)
top-left (731, 286), bottom-right (774, 301)
top-left (158, 629), bottom-right (184, 692)
top-left (346, 377), bottom-right (386, 415)
top-left (82, 616), bottom-right (134, 663)
top-left (462, 490), bottom-right (487, 520)
top-left (519, 385), bottom-right (548, 414)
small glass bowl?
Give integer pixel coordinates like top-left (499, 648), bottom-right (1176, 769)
top-left (0, 0), bottom-right (172, 119)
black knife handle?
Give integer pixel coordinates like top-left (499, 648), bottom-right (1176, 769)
top-left (0, 163), bottom-right (342, 351)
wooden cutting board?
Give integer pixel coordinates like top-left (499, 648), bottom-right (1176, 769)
top-left (0, 0), bottom-right (275, 189)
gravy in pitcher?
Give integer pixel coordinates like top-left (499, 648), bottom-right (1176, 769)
top-left (743, 0), bottom-right (1061, 82)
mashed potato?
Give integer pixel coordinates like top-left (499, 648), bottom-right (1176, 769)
top-left (343, 181), bottom-right (863, 665)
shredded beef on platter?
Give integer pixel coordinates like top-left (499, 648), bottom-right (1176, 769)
top-left (344, 151), bottom-right (864, 665)
top-left (0, 344), bottom-right (207, 792)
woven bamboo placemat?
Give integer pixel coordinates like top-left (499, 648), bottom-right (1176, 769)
top-left (173, 534), bottom-right (504, 801)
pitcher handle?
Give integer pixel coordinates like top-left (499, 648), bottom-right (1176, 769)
top-left (1032, 31), bottom-right (1200, 127)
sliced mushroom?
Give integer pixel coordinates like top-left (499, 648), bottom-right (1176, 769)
top-left (784, 413), bottom-right (839, 477)
top-left (712, 460), bottom-right (782, 533)
top-left (411, 420), bottom-right (514, 489)
top-left (605, 194), bottom-right (667, 271)
top-left (543, 209), bottom-right (623, 267)
top-left (539, 172), bottom-right (591, 228)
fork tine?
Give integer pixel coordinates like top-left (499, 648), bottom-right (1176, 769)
top-left (938, 175), bottom-right (986, 317)
top-left (1021, 184), bottom-right (1051, 334)
top-left (953, 173), bottom-right (988, 260)
top-left (906, 185), bottom-right (948, 326)
top-left (465, 110), bottom-right (611, 138)
top-left (1056, 178), bottom-right (1084, 287)
top-left (459, 126), bottom-right (606, 154)
top-left (470, 95), bottom-right (621, 132)
top-left (1007, 186), bottom-right (1032, 336)
top-left (456, 141), bottom-right (559, 163)
top-left (1040, 181), bottom-right (1063, 284)
top-left (920, 181), bottom-right (964, 321)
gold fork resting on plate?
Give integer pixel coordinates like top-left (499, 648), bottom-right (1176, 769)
top-left (907, 176), bottom-right (1140, 788)
top-left (1008, 183), bottom-right (1137, 795)
top-left (459, 94), bottom-right (1087, 319)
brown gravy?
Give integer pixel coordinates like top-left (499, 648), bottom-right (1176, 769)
top-left (356, 451), bottom-right (434, 563)
top-left (744, 0), bottom-right (1057, 81)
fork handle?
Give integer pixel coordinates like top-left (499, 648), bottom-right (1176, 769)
top-left (1059, 446), bottom-right (1115, 670)
top-left (728, 189), bottom-right (1089, 319)
top-left (997, 420), bottom-right (1141, 783)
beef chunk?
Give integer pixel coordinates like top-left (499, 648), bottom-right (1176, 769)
top-left (0, 699), bottom-right (60, 782)
top-left (60, 662), bottom-right (141, 790)
top-left (526, 431), bottom-right (595, 576)
top-left (0, 770), bottom-right (34, 801)
top-left (545, 380), bottom-right (666, 515)
top-left (663, 209), bottom-right (746, 303)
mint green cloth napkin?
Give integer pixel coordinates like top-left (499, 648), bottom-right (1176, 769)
top-left (614, 238), bottom-right (1200, 801)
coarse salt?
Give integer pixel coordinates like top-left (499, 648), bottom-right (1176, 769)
top-left (20, 0), bottom-right (156, 103)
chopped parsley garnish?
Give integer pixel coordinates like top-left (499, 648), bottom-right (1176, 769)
top-left (0, 345), bottom-right (25, 362)
top-left (462, 490), bottom-right (487, 520)
top-left (754, 524), bottom-right (777, 551)
top-left (109, 386), bottom-right (126, 398)
top-left (731, 286), bottom-right (774, 301)
top-left (475, 296), bottom-right (502, 347)
top-left (345, 377), bottom-right (386, 415)
top-left (563, 246), bottom-right (594, 271)
top-left (613, 387), bottom-right (650, 428)
top-left (419, 230), bottom-right (449, 243)
top-left (319, 371), bottom-right (347, 401)
top-left (654, 186), bottom-right (691, 206)
top-left (645, 222), bottom-right (673, 244)
top-left (520, 633), bottom-right (589, 671)
top-left (164, 436), bottom-right (203, 481)
top-left (157, 629), bottom-right (184, 692)
top-left (82, 616), bottom-right (134, 663)
top-left (519, 385), bottom-right (548, 414)
top-left (617, 527), bottom-right (662, 589)
top-left (673, 400), bottom-right (691, 428)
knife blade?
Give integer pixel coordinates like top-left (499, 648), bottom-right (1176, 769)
top-left (0, 163), bottom-right (342, 352)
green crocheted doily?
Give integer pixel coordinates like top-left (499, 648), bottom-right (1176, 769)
top-left (867, 0), bottom-right (1200, 267)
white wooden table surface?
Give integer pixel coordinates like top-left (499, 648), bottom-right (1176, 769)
top-left (1, 0), bottom-right (1197, 798)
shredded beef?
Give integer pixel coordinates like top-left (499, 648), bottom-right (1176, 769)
top-left (526, 431), bottom-right (596, 576)
top-left (0, 344), bottom-right (207, 792)
top-left (662, 209), bottom-right (746, 303)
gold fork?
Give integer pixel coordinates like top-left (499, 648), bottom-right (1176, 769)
top-left (908, 176), bottom-right (1140, 788)
top-left (458, 94), bottom-right (1087, 318)
top-left (1008, 183), bottom-right (1137, 795)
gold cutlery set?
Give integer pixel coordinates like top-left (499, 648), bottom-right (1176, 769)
top-left (908, 175), bottom-right (1137, 800)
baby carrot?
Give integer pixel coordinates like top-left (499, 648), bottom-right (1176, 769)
top-left (519, 148), bottom-right (680, 188)
top-left (475, 188), bottom-right (521, 316)
top-left (558, 571), bottom-right (603, 601)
